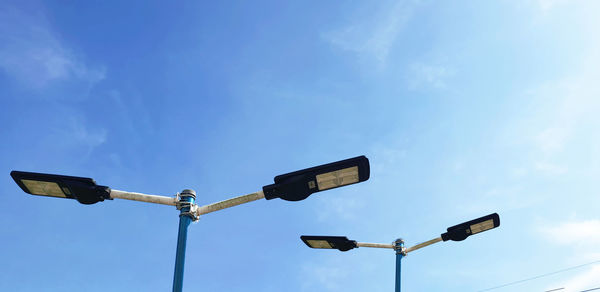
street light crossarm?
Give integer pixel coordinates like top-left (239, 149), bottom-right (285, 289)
top-left (404, 237), bottom-right (443, 254)
top-left (356, 242), bottom-right (395, 249)
top-left (195, 190), bottom-right (265, 216)
top-left (110, 189), bottom-right (177, 206)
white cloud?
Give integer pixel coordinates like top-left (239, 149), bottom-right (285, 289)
top-left (369, 144), bottom-right (407, 176)
top-left (512, 24), bottom-right (600, 176)
top-left (68, 120), bottom-right (107, 149)
top-left (536, 0), bottom-right (570, 14)
top-left (510, 167), bottom-right (528, 178)
top-left (322, 0), bottom-right (419, 64)
top-left (540, 220), bottom-right (600, 246)
top-left (0, 7), bottom-right (105, 91)
top-left (535, 127), bottom-right (569, 155)
top-left (466, 185), bottom-right (537, 213)
top-left (527, 77), bottom-right (600, 175)
top-left (534, 161), bottom-right (567, 175)
top-left (43, 116), bottom-right (108, 160)
top-left (537, 220), bottom-right (600, 292)
top-left (315, 195), bottom-right (363, 223)
top-left (407, 62), bottom-right (453, 90)
top-left (545, 264), bottom-right (600, 292)
top-left (301, 263), bottom-right (349, 291)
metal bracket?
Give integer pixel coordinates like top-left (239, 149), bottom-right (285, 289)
top-left (177, 201), bottom-right (199, 221)
top-left (393, 238), bottom-right (407, 256)
top-left (174, 193), bottom-right (181, 209)
top-left (185, 204), bottom-right (199, 222)
top-left (175, 192), bottom-right (200, 221)
top-left (179, 208), bottom-right (199, 222)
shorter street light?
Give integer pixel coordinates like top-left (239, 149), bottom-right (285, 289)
top-left (301, 213), bottom-right (500, 292)
top-left (10, 155), bottom-right (370, 292)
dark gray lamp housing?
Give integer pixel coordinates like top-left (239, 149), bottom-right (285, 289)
top-left (10, 171), bottom-right (111, 205)
top-left (263, 156), bottom-right (370, 201)
top-left (301, 235), bottom-right (358, 252)
top-left (441, 213), bottom-right (500, 242)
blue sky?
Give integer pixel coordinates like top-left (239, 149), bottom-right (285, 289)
top-left (1, 1), bottom-right (600, 291)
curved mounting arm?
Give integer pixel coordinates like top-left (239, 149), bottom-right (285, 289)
top-left (110, 189), bottom-right (177, 206)
top-left (195, 191), bottom-right (265, 216)
top-left (355, 236), bottom-right (443, 255)
top-left (404, 237), bottom-right (442, 254)
top-left (110, 189), bottom-right (266, 217)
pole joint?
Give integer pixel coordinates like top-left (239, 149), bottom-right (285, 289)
top-left (393, 238), bottom-right (406, 255)
top-left (176, 190), bottom-right (199, 221)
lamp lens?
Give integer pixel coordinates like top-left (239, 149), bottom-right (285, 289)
top-left (305, 240), bottom-right (334, 249)
top-left (316, 166), bottom-right (359, 191)
top-left (470, 219), bottom-right (495, 234)
top-left (21, 179), bottom-right (67, 198)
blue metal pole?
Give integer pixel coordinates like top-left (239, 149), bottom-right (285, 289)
top-left (394, 239), bottom-right (405, 292)
top-left (173, 189), bottom-right (197, 292)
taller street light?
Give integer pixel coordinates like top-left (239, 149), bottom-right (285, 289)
top-left (10, 155), bottom-right (370, 292)
top-left (301, 213), bottom-right (500, 292)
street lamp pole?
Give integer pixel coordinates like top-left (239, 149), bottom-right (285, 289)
top-left (173, 189), bottom-right (198, 292)
top-left (394, 239), bottom-right (404, 292)
top-left (10, 155), bottom-right (370, 292)
top-left (300, 213), bottom-right (500, 291)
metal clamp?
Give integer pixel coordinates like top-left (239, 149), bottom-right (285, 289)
top-left (176, 190), bottom-right (199, 222)
top-left (181, 204), bottom-right (199, 222)
top-left (393, 238), bottom-right (407, 256)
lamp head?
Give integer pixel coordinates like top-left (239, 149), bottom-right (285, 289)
top-left (263, 156), bottom-right (370, 201)
top-left (441, 213), bottom-right (500, 242)
top-left (10, 171), bottom-right (111, 205)
top-left (300, 235), bottom-right (358, 252)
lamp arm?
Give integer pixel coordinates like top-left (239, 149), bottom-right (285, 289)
top-left (110, 189), bottom-right (177, 206)
top-left (404, 237), bottom-right (442, 254)
top-left (356, 242), bottom-right (395, 249)
top-left (195, 191), bottom-right (265, 216)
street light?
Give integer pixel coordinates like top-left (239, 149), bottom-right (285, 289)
top-left (441, 213), bottom-right (500, 242)
top-left (301, 213), bottom-right (500, 292)
top-left (301, 235), bottom-right (357, 251)
top-left (10, 171), bottom-right (111, 204)
top-left (9, 155), bottom-right (370, 292)
top-left (263, 155), bottom-right (369, 201)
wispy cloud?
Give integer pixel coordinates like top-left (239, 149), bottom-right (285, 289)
top-left (314, 195), bottom-right (363, 223)
top-left (534, 161), bottom-right (568, 175)
top-left (300, 258), bottom-right (352, 292)
top-left (540, 219), bottom-right (600, 246)
top-left (527, 78), bottom-right (600, 176)
top-left (537, 219), bottom-right (600, 291)
top-left (535, 0), bottom-right (570, 14)
top-left (508, 26), bottom-right (600, 177)
top-left (46, 116), bottom-right (107, 158)
top-left (545, 265), bottom-right (600, 292)
top-left (322, 0), bottom-right (419, 65)
top-left (407, 62), bottom-right (453, 90)
top-left (0, 6), bottom-right (105, 92)
top-left (535, 126), bottom-right (569, 155)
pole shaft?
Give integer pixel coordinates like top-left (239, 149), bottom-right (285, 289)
top-left (395, 252), bottom-right (403, 292)
top-left (394, 239), bottom-right (404, 292)
top-left (173, 190), bottom-right (196, 292)
top-left (173, 215), bottom-right (192, 292)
